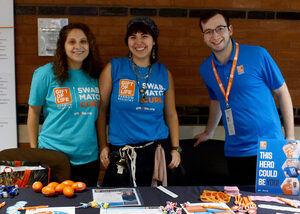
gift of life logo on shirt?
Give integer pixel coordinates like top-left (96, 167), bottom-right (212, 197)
top-left (54, 88), bottom-right (72, 104)
top-left (118, 79), bottom-right (135, 102)
top-left (118, 79), bottom-right (165, 103)
top-left (119, 79), bottom-right (135, 96)
top-left (237, 65), bottom-right (245, 75)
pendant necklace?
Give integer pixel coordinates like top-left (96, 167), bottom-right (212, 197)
top-left (132, 60), bottom-right (152, 104)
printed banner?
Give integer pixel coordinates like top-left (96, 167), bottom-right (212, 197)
top-left (256, 139), bottom-right (300, 195)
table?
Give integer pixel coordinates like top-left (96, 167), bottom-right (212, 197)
top-left (2, 186), bottom-right (299, 213)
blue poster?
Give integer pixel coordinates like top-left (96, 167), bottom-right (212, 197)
top-left (256, 139), bottom-right (300, 195)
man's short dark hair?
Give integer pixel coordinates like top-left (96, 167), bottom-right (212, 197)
top-left (199, 10), bottom-right (230, 32)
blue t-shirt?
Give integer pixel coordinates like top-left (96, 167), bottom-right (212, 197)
top-left (200, 39), bottom-right (285, 157)
top-left (28, 63), bottom-right (99, 165)
top-left (109, 57), bottom-right (169, 145)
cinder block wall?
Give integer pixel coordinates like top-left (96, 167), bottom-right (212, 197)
top-left (14, 1), bottom-right (300, 146)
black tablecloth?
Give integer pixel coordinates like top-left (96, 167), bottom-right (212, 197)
top-left (1, 186), bottom-right (299, 213)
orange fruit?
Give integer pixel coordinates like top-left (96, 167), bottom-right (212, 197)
top-left (41, 186), bottom-right (56, 197)
top-left (55, 183), bottom-right (66, 194)
top-left (48, 182), bottom-right (59, 189)
top-left (63, 186), bottom-right (74, 198)
top-left (72, 182), bottom-right (86, 192)
top-left (32, 181), bottom-right (43, 192)
top-left (61, 180), bottom-right (75, 187)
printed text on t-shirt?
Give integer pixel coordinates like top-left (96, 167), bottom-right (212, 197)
top-left (54, 88), bottom-right (72, 104)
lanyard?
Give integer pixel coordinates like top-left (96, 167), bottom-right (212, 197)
top-left (211, 43), bottom-right (239, 106)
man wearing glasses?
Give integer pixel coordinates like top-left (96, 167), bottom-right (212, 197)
top-left (194, 10), bottom-right (295, 185)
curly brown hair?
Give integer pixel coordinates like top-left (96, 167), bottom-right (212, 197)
top-left (53, 23), bottom-right (101, 85)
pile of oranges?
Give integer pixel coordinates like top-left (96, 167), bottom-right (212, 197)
top-left (32, 180), bottom-right (86, 198)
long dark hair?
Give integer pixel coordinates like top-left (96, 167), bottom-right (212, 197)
top-left (53, 23), bottom-right (101, 85)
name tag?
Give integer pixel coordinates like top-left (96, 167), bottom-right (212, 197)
top-left (225, 108), bottom-right (235, 136)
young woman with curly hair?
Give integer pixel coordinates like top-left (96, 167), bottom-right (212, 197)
top-left (27, 23), bottom-right (101, 186)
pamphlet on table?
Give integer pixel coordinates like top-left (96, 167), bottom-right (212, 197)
top-left (92, 188), bottom-right (143, 207)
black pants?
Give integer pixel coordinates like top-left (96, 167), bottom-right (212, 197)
top-left (226, 155), bottom-right (257, 185)
top-left (102, 139), bottom-right (174, 187)
top-left (71, 159), bottom-right (100, 187)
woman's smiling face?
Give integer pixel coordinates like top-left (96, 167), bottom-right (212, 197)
top-left (64, 28), bottom-right (89, 69)
top-left (128, 32), bottom-right (155, 64)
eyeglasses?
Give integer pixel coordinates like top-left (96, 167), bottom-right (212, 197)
top-left (203, 25), bottom-right (228, 36)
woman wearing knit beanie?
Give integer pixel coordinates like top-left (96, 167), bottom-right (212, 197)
top-left (98, 17), bottom-right (181, 187)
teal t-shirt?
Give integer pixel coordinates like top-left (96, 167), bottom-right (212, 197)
top-left (28, 63), bottom-right (99, 165)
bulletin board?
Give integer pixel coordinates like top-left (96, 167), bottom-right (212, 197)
top-left (0, 0), bottom-right (17, 150)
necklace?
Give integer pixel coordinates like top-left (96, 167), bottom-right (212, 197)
top-left (132, 61), bottom-right (152, 79)
top-left (132, 60), bottom-right (152, 104)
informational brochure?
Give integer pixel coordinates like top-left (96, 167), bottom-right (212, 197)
top-left (181, 202), bottom-right (234, 214)
top-left (26, 206), bottom-right (75, 214)
top-left (256, 139), bottom-right (300, 195)
top-left (92, 188), bottom-right (143, 207)
top-left (100, 206), bottom-right (161, 214)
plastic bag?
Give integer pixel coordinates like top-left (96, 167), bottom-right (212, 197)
top-left (0, 160), bottom-right (49, 187)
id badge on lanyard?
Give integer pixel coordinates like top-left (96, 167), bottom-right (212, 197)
top-left (211, 43), bottom-right (240, 136)
top-left (225, 103), bottom-right (235, 136)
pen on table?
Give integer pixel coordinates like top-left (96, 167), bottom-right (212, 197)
top-left (277, 197), bottom-right (297, 208)
top-left (17, 205), bottom-right (49, 210)
top-left (0, 202), bottom-right (6, 209)
top-left (201, 205), bottom-right (230, 210)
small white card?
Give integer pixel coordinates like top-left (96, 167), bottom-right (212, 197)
top-left (26, 207), bottom-right (75, 214)
top-left (225, 108), bottom-right (235, 135)
top-left (100, 206), bottom-right (162, 214)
